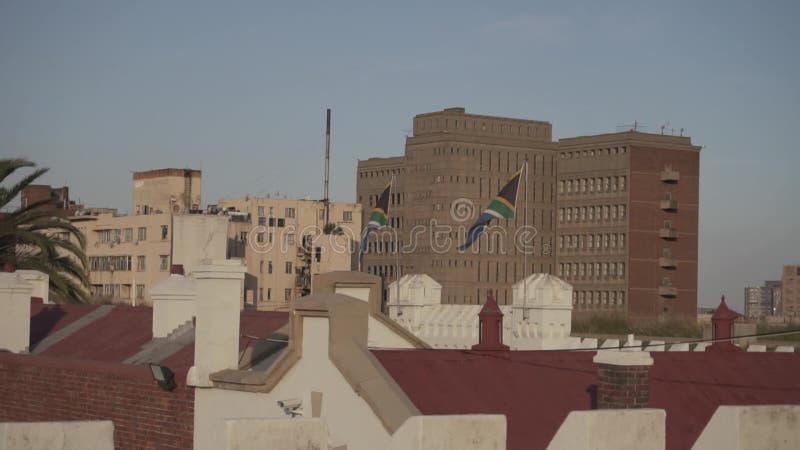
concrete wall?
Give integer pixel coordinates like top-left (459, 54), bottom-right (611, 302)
top-left (692, 405), bottom-right (800, 450)
top-left (0, 272), bottom-right (32, 353)
top-left (0, 420), bottom-right (114, 450)
top-left (387, 415), bottom-right (506, 450)
top-left (547, 409), bottom-right (665, 450)
top-left (172, 215), bottom-right (230, 277)
top-left (224, 418), bottom-right (328, 450)
top-left (194, 316), bottom-right (393, 450)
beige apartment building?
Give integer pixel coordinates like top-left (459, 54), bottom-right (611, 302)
top-left (71, 168), bottom-right (228, 305)
top-left (783, 265), bottom-right (800, 318)
top-left (132, 168), bottom-right (202, 215)
top-left (216, 196), bottom-right (361, 310)
top-left (357, 108), bottom-right (701, 320)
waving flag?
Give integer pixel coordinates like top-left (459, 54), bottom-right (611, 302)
top-left (459, 166), bottom-right (524, 251)
top-left (360, 177), bottom-right (392, 259)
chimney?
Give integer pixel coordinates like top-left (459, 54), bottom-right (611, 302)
top-left (151, 264), bottom-right (197, 338)
top-left (708, 295), bottom-right (742, 352)
top-left (472, 290), bottom-right (509, 351)
top-left (592, 351), bottom-right (654, 409)
top-left (187, 259), bottom-right (246, 387)
top-left (0, 267), bottom-right (33, 353)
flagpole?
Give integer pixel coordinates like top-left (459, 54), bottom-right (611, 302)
top-left (391, 174), bottom-right (401, 313)
top-left (523, 158), bottom-right (529, 317)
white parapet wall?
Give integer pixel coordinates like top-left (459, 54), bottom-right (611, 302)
top-left (387, 415), bottom-right (507, 450)
top-left (0, 271), bottom-right (33, 353)
top-left (151, 271), bottom-right (197, 338)
top-left (16, 270), bottom-right (49, 303)
top-left (224, 418), bottom-right (328, 450)
top-left (691, 405), bottom-right (800, 450)
top-left (546, 409), bottom-right (665, 450)
top-left (0, 420), bottom-right (114, 450)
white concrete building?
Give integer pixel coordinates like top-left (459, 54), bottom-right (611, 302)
top-left (386, 273), bottom-right (580, 350)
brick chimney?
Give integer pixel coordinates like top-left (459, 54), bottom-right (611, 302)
top-left (592, 351), bottom-right (654, 409)
top-left (472, 290), bottom-right (509, 351)
top-left (708, 295), bottom-right (742, 352)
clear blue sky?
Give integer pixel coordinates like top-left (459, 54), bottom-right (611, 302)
top-left (2, 0), bottom-right (798, 310)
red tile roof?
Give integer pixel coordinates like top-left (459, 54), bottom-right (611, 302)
top-left (373, 349), bottom-right (800, 450)
top-left (29, 303), bottom-right (289, 374)
top-left (30, 302), bottom-right (101, 348)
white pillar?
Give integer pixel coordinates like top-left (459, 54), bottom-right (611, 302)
top-left (0, 270), bottom-right (34, 353)
top-left (187, 259), bottom-right (246, 387)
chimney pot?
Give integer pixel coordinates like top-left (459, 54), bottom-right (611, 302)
top-left (593, 351), bottom-right (654, 409)
top-left (472, 290), bottom-right (509, 351)
top-left (170, 264), bottom-right (185, 275)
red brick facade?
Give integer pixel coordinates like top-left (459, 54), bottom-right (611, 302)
top-left (596, 363), bottom-right (651, 409)
top-left (0, 353), bottom-right (194, 449)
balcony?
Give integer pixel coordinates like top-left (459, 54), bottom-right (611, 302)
top-left (658, 256), bottom-right (677, 268)
top-left (660, 199), bottom-right (678, 211)
top-left (659, 285), bottom-right (678, 297)
top-left (660, 169), bottom-right (680, 183)
top-left (659, 227), bottom-right (679, 240)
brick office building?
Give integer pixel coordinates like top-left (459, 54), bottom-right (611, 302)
top-left (357, 108), bottom-right (701, 320)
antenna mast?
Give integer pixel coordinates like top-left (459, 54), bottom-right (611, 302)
top-left (324, 108), bottom-right (331, 225)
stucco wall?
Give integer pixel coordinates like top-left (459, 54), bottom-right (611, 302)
top-left (194, 317), bottom-right (393, 450)
top-left (692, 405), bottom-right (800, 450)
top-left (0, 420), bottom-right (114, 450)
top-left (547, 409), bottom-right (665, 450)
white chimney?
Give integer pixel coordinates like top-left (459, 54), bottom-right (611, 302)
top-left (151, 264), bottom-right (196, 338)
top-left (0, 268), bottom-right (34, 353)
top-left (187, 259), bottom-right (246, 387)
top-left (16, 270), bottom-right (49, 304)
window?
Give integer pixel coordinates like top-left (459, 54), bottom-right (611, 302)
top-left (160, 255), bottom-right (169, 271)
top-left (285, 262), bottom-right (292, 274)
top-left (258, 288), bottom-right (263, 303)
top-left (285, 233), bottom-right (295, 246)
top-left (137, 227), bottom-right (147, 241)
top-left (258, 206), bottom-right (265, 217)
top-left (267, 288), bottom-right (272, 300)
top-left (123, 228), bottom-right (133, 242)
top-left (136, 284), bottom-right (145, 300)
top-left (268, 261), bottom-right (273, 274)
top-left (284, 289), bottom-right (292, 301)
top-left (89, 255), bottom-right (133, 271)
top-left (258, 217), bottom-right (267, 225)
top-left (315, 247), bottom-right (322, 263)
top-left (257, 232), bottom-right (264, 243)
top-left (277, 218), bottom-right (285, 227)
top-left (161, 225), bottom-right (168, 240)
top-left (259, 261), bottom-right (264, 273)
top-left (137, 256), bottom-right (145, 271)
top-left (343, 210), bottom-right (353, 222)
top-left (285, 208), bottom-right (295, 218)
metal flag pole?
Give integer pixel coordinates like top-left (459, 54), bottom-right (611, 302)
top-left (391, 174), bottom-right (401, 312)
top-left (523, 158), bottom-right (529, 316)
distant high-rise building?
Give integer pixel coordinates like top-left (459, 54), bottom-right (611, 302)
top-left (782, 265), bottom-right (800, 318)
top-left (765, 280), bottom-right (783, 316)
top-left (744, 286), bottom-right (766, 319)
top-left (356, 108), bottom-right (702, 320)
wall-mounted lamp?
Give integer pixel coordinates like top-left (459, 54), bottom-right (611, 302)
top-left (149, 363), bottom-right (176, 391)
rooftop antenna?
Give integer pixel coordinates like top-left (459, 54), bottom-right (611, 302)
top-left (323, 108), bottom-right (331, 225)
top-left (616, 121), bottom-right (647, 133)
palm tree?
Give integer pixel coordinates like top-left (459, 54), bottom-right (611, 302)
top-left (0, 158), bottom-right (91, 303)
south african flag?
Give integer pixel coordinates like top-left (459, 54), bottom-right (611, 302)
top-left (360, 178), bottom-right (392, 258)
top-left (459, 166), bottom-right (524, 251)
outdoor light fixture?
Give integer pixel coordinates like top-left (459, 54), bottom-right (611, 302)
top-left (149, 363), bottom-right (176, 391)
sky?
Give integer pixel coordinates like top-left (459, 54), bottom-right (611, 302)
top-left (1, 0), bottom-right (798, 310)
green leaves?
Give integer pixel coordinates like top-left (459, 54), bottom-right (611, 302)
top-left (0, 158), bottom-right (91, 303)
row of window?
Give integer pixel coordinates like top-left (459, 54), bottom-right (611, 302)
top-left (560, 146), bottom-right (628, 160)
top-left (258, 260), bottom-right (297, 275)
top-left (572, 290), bottom-right (626, 307)
top-left (256, 206), bottom-right (296, 218)
top-left (90, 283), bottom-right (145, 300)
top-left (559, 233), bottom-right (626, 251)
top-left (96, 226), bottom-right (167, 243)
top-left (256, 287), bottom-right (293, 303)
top-left (358, 168), bottom-right (404, 179)
top-left (558, 262), bottom-right (626, 279)
top-left (89, 255), bottom-right (169, 272)
top-left (415, 117), bottom-right (549, 139)
top-left (558, 176), bottom-right (627, 195)
top-left (558, 205), bottom-right (627, 224)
